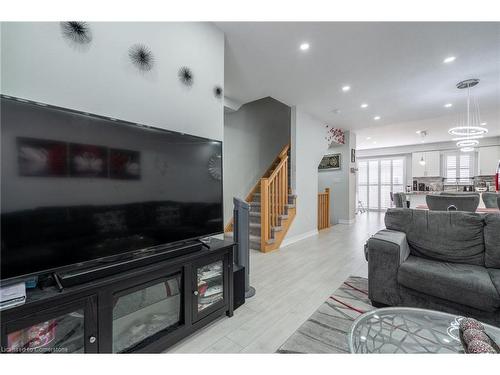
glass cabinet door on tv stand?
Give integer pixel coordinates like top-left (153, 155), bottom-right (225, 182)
top-left (2, 296), bottom-right (98, 353)
top-left (192, 255), bottom-right (228, 322)
top-left (111, 272), bottom-right (183, 353)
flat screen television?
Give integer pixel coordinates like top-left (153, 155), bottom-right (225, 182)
top-left (0, 96), bottom-right (223, 281)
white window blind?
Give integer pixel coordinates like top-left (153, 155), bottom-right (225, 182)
top-left (459, 154), bottom-right (471, 183)
top-left (444, 152), bottom-right (473, 184)
top-left (357, 157), bottom-right (405, 211)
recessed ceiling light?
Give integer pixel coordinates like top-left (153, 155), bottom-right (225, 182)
top-left (360, 103), bottom-right (368, 109)
top-left (480, 122), bottom-right (487, 126)
top-left (443, 56), bottom-right (456, 63)
top-left (421, 140), bottom-right (425, 143)
top-left (342, 85), bottom-right (351, 92)
top-left (373, 141), bottom-right (377, 144)
top-left (299, 42), bottom-right (310, 51)
top-left (373, 116), bottom-right (381, 120)
top-left (444, 103), bottom-right (453, 108)
top-left (366, 137), bottom-right (371, 140)
top-left (416, 130), bottom-right (422, 134)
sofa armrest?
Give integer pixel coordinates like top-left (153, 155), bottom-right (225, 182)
top-left (366, 229), bottom-right (410, 306)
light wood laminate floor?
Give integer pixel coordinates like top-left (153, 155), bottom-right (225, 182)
top-left (167, 212), bottom-right (385, 353)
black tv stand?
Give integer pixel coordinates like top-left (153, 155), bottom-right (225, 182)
top-left (1, 238), bottom-right (234, 353)
top-left (57, 240), bottom-right (203, 288)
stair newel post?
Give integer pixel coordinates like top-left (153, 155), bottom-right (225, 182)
top-left (282, 167), bottom-right (285, 215)
top-left (278, 168), bottom-right (282, 217)
top-left (261, 178), bottom-right (270, 250)
top-left (281, 160), bottom-right (287, 215)
top-left (274, 178), bottom-right (277, 227)
top-left (284, 157), bottom-right (288, 207)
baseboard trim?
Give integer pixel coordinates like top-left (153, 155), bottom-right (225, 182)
top-left (280, 229), bottom-right (319, 248)
top-left (338, 218), bottom-right (356, 225)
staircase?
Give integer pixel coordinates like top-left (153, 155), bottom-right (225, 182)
top-left (225, 144), bottom-right (297, 253)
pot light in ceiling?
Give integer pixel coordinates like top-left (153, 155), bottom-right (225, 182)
top-left (366, 137), bottom-right (372, 140)
top-left (373, 116), bottom-right (381, 120)
top-left (360, 103), bottom-right (368, 109)
top-left (443, 56), bottom-right (456, 64)
top-left (481, 122), bottom-right (487, 126)
top-left (444, 103), bottom-right (453, 108)
top-left (342, 85), bottom-right (351, 92)
top-left (299, 42), bottom-right (310, 51)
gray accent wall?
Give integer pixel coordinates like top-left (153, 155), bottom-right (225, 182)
top-left (223, 97), bottom-right (291, 223)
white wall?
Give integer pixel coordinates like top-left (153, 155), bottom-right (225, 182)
top-left (318, 131), bottom-right (357, 224)
top-left (223, 97), bottom-right (290, 222)
top-left (286, 107), bottom-right (329, 242)
top-left (1, 22), bottom-right (224, 140)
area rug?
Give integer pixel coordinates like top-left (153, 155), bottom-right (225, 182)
top-left (277, 276), bottom-right (374, 353)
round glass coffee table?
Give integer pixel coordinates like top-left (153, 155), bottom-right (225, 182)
top-left (348, 307), bottom-right (500, 353)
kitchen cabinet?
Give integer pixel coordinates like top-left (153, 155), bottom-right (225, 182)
top-left (477, 146), bottom-right (500, 176)
top-left (412, 151), bottom-right (441, 177)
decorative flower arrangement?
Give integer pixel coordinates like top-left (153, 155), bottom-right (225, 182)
top-left (325, 125), bottom-right (345, 145)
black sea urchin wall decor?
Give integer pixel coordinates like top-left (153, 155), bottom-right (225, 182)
top-left (60, 22), bottom-right (92, 44)
top-left (129, 44), bottom-right (154, 71)
top-left (214, 86), bottom-right (223, 98)
top-left (178, 66), bottom-right (194, 86)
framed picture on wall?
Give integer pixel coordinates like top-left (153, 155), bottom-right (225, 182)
top-left (109, 148), bottom-right (141, 180)
top-left (318, 153), bottom-right (341, 170)
top-left (351, 148), bottom-right (356, 163)
top-left (17, 137), bottom-right (68, 177)
top-left (69, 143), bottom-right (108, 177)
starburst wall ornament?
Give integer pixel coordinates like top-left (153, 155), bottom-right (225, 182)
top-left (178, 66), bottom-right (194, 86)
top-left (128, 44), bottom-right (154, 71)
top-left (60, 22), bottom-right (92, 44)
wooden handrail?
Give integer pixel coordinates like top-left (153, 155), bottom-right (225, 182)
top-left (268, 155), bottom-right (288, 180)
top-left (260, 152), bottom-right (289, 249)
top-left (318, 188), bottom-right (330, 230)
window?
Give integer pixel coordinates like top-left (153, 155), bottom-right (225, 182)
top-left (444, 151), bottom-right (473, 184)
top-left (357, 157), bottom-right (405, 211)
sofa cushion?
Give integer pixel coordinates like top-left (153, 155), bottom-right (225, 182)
top-left (385, 209), bottom-right (485, 266)
top-left (398, 256), bottom-right (500, 312)
top-left (484, 214), bottom-right (500, 268)
top-left (488, 268), bottom-right (500, 297)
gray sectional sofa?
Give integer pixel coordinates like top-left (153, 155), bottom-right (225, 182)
top-left (365, 208), bottom-right (500, 326)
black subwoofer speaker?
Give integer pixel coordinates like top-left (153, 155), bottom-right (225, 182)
top-left (233, 265), bottom-right (245, 310)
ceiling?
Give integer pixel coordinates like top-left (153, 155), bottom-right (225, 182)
top-left (216, 22), bottom-right (500, 149)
